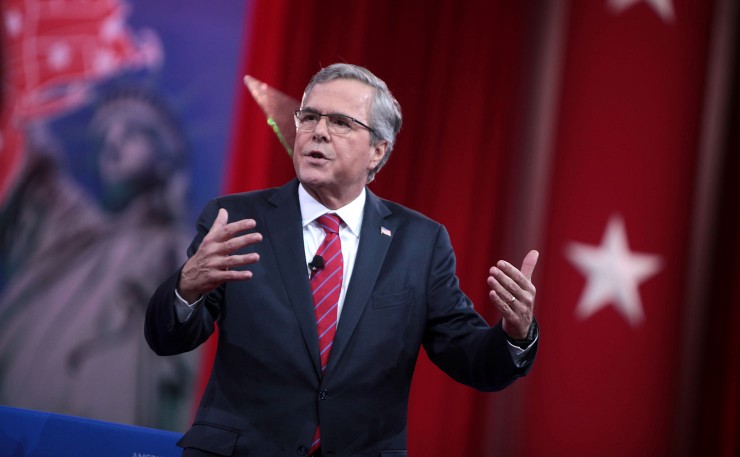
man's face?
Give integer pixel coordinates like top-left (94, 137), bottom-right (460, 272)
top-left (293, 79), bottom-right (386, 208)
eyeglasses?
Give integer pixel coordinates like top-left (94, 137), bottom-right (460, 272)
top-left (294, 109), bottom-right (375, 136)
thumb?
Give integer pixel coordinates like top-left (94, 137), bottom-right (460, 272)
top-left (520, 250), bottom-right (539, 280)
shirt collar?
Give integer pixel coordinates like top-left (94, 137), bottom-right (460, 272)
top-left (298, 184), bottom-right (365, 238)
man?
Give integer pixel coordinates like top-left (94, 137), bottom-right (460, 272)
top-left (145, 63), bottom-right (539, 457)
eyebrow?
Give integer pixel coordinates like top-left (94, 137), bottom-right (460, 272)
top-left (301, 107), bottom-right (349, 117)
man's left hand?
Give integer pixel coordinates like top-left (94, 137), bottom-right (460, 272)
top-left (487, 250), bottom-right (539, 340)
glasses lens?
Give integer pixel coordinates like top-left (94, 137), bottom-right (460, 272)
top-left (326, 114), bottom-right (352, 134)
top-left (295, 110), bottom-right (317, 130)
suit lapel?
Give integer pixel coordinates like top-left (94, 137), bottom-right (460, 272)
top-left (327, 189), bottom-right (393, 373)
top-left (264, 180), bottom-right (323, 377)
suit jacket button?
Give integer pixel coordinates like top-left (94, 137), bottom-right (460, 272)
top-left (297, 445), bottom-right (308, 455)
top-left (320, 389), bottom-right (328, 400)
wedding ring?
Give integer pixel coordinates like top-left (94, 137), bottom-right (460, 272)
top-left (508, 296), bottom-right (517, 303)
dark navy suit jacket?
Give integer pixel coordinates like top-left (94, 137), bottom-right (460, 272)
top-left (145, 179), bottom-right (537, 456)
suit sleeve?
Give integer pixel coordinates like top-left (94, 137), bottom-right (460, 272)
top-left (144, 199), bottom-right (225, 356)
top-left (421, 225), bottom-right (537, 392)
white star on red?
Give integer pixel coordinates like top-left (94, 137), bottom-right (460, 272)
top-left (47, 41), bottom-right (72, 71)
top-left (4, 9), bottom-right (23, 37)
top-left (565, 215), bottom-right (662, 327)
top-left (608, 0), bottom-right (675, 22)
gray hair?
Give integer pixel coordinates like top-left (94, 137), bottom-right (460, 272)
top-left (303, 63), bottom-right (402, 182)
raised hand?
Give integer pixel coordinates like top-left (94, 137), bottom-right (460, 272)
top-left (178, 208), bottom-right (262, 303)
top-left (488, 250), bottom-right (539, 340)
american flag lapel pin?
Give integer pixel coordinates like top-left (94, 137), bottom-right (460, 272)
top-left (380, 227), bottom-right (392, 237)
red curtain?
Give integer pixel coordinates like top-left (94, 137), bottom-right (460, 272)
top-left (520, 0), bottom-right (715, 456)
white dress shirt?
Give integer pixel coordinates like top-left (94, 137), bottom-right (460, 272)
top-left (298, 183), bottom-right (364, 321)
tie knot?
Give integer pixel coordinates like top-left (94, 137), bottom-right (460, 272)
top-left (317, 214), bottom-right (341, 234)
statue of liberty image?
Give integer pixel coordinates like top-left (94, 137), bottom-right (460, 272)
top-left (0, 88), bottom-right (198, 432)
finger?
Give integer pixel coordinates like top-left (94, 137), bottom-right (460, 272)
top-left (492, 264), bottom-right (529, 298)
top-left (210, 217), bottom-right (258, 245)
top-left (520, 249), bottom-right (539, 281)
top-left (496, 260), bottom-right (535, 294)
top-left (202, 253), bottom-right (260, 281)
top-left (488, 286), bottom-right (518, 321)
top-left (488, 274), bottom-right (531, 336)
top-left (212, 252), bottom-right (261, 270)
top-left (222, 218), bottom-right (258, 239)
top-left (493, 270), bottom-right (533, 316)
top-left (210, 208), bottom-right (228, 233)
top-left (221, 232), bottom-right (263, 255)
top-left (202, 208), bottom-right (230, 244)
top-left (214, 268), bottom-right (255, 282)
top-left (488, 270), bottom-right (517, 303)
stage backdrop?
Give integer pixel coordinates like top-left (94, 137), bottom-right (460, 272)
top-left (1, 1), bottom-right (737, 456)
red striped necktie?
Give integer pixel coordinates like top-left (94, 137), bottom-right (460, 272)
top-left (310, 213), bottom-right (343, 454)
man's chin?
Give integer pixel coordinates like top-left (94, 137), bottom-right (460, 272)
top-left (296, 168), bottom-right (330, 187)
top-left (299, 178), bottom-right (328, 194)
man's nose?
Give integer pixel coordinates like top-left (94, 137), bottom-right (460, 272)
top-left (312, 116), bottom-right (330, 141)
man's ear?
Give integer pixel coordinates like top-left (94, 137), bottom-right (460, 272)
top-left (369, 141), bottom-right (388, 170)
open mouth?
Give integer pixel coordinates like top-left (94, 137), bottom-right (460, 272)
top-left (308, 151), bottom-right (327, 159)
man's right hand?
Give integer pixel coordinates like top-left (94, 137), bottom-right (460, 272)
top-left (178, 208), bottom-right (262, 303)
